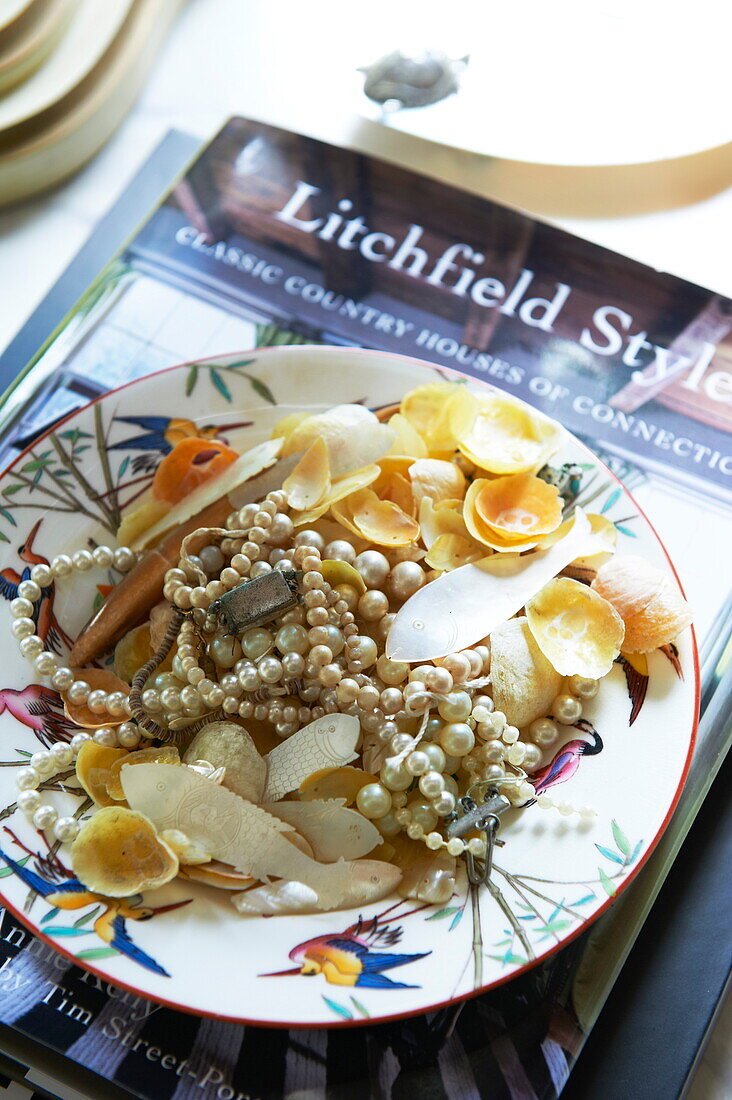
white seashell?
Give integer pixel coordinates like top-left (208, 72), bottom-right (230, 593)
top-left (263, 714), bottom-right (360, 801)
top-left (262, 799), bottom-right (381, 861)
top-left (282, 404), bottom-right (396, 478)
top-left (489, 617), bottom-right (562, 728)
top-left (184, 723), bottom-right (266, 802)
top-left (386, 509), bottom-right (606, 662)
top-left (231, 859), bottom-right (402, 915)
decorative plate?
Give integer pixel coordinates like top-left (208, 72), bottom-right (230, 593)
top-left (0, 347), bottom-right (697, 1027)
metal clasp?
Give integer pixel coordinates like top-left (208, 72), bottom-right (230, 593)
top-left (445, 786), bottom-right (511, 886)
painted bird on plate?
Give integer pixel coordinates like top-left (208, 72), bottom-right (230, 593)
top-left (261, 914), bottom-right (430, 989)
top-left (0, 684), bottom-right (76, 748)
top-left (0, 846), bottom-right (189, 976)
top-left (0, 520), bottom-right (72, 652)
top-left (529, 719), bottom-right (603, 797)
top-left (108, 416), bottom-right (253, 456)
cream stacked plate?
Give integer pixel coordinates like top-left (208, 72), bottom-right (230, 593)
top-left (0, 0), bottom-right (183, 205)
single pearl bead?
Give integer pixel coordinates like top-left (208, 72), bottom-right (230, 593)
top-left (241, 627), bottom-right (273, 660)
top-left (35, 651), bottom-right (58, 676)
top-left (275, 623), bottom-right (309, 655)
top-left (440, 722), bottom-right (475, 757)
top-left (231, 553), bottom-right (251, 575)
top-left (463, 650), bottom-right (483, 678)
top-left (468, 837), bottom-right (487, 858)
top-left (209, 635), bottom-right (242, 668)
top-left (425, 832), bottom-right (443, 851)
top-left (293, 529), bottom-right (325, 551)
top-left (86, 689), bottom-right (109, 714)
top-left (51, 554), bottom-right (72, 578)
top-left (323, 539), bottom-right (355, 563)
top-left (446, 837), bottom-right (465, 857)
top-left (507, 742), bottom-right (526, 766)
top-left (11, 618), bottom-right (35, 640)
top-left (471, 704), bottom-right (493, 724)
top-left (18, 579), bottom-right (41, 602)
top-left (274, 557), bottom-right (295, 573)
top-left (30, 750), bottom-right (54, 776)
top-left (52, 670), bottom-right (73, 696)
top-left (30, 563), bottom-right (53, 587)
top-left (258, 656), bottom-right (284, 684)
top-left (375, 810), bottom-right (401, 836)
top-left (357, 684), bottom-right (380, 710)
top-left (268, 514), bottom-right (294, 545)
top-left (474, 643), bottom-right (491, 672)
top-left (522, 744), bottom-right (543, 770)
top-left (10, 597), bottom-right (34, 618)
top-left (336, 678), bottom-right (360, 705)
top-left (438, 692), bottom-right (472, 722)
top-left (390, 732), bottom-right (413, 755)
top-left (117, 722), bottom-right (141, 748)
top-left (319, 663), bottom-right (342, 687)
top-left (579, 804), bottom-right (597, 819)
top-left (419, 770), bottom-right (445, 799)
top-left (67, 680), bottom-right (90, 704)
top-left (480, 739), bottom-right (505, 764)
top-left (376, 656), bottom-right (408, 686)
top-left (197, 544), bottom-right (225, 574)
top-left (395, 807), bottom-right (412, 826)
top-left (19, 635), bottom-right (44, 659)
top-left (405, 750), bottom-right (430, 776)
top-left (141, 688), bottom-right (162, 711)
top-left (423, 743), bottom-right (447, 772)
top-left (50, 742), bottom-right (74, 767)
top-left (553, 694), bottom-right (583, 724)
top-left (406, 822), bottom-right (425, 840)
top-left (54, 816), bottom-right (81, 842)
top-left (440, 652), bottom-right (471, 683)
top-left (16, 766), bottom-right (40, 790)
top-left (17, 790), bottom-right (41, 814)
top-left (378, 687), bottom-right (402, 715)
top-left (113, 547), bottom-right (136, 572)
top-left (321, 625), bottom-right (344, 656)
top-left (93, 727), bottom-right (118, 747)
top-left (502, 725), bottom-right (520, 745)
top-left (250, 561), bottom-right (272, 578)
top-left (70, 731), bottom-right (91, 753)
top-left (354, 550), bottom-right (390, 589)
top-left (425, 666), bottom-right (453, 694)
top-left (432, 790), bottom-right (456, 816)
top-left (380, 760), bottom-right (413, 791)
top-left (388, 561), bottom-right (425, 602)
top-left (568, 675), bottom-right (599, 699)
top-left (357, 590), bottom-right (389, 622)
top-left (482, 764), bottom-right (505, 783)
top-left (376, 612), bottom-right (396, 641)
top-left (33, 805), bottom-right (58, 830)
top-left (350, 636), bottom-right (378, 668)
top-left (408, 799), bottom-right (439, 832)
top-left (92, 545), bottom-right (114, 568)
top-left (356, 783), bottom-right (392, 819)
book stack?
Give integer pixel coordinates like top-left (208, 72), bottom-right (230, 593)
top-left (0, 0), bottom-right (182, 206)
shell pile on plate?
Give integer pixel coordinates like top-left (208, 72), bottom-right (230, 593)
top-left (11, 380), bottom-right (693, 917)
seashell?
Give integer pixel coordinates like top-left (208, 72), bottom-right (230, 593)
top-left (184, 721), bottom-right (267, 803)
top-left (298, 765), bottom-right (376, 804)
top-left (263, 714), bottom-right (360, 801)
top-left (450, 388), bottom-right (565, 475)
top-left (64, 669), bottom-right (131, 728)
top-left (71, 806), bottom-right (179, 897)
top-left (113, 623), bottom-right (154, 682)
top-left (282, 437), bottom-right (331, 511)
top-left (419, 496), bottom-right (471, 550)
top-left (387, 508), bottom-right (603, 662)
top-left (463, 473), bottom-right (562, 552)
top-left (159, 828), bottom-right (212, 865)
top-left (262, 799), bottom-right (381, 861)
top-left (591, 556), bottom-right (692, 653)
top-left (122, 763), bottom-right (389, 910)
top-left (409, 458), bottom-right (466, 507)
top-left (400, 381), bottom-right (463, 452)
top-left (331, 489), bottom-right (420, 547)
top-left (132, 438), bottom-right (283, 551)
top-left (572, 513), bottom-right (617, 569)
top-left (425, 533), bottom-right (484, 571)
top-left (116, 497), bottom-right (171, 547)
top-left (231, 860), bottom-right (402, 915)
top-left (106, 745), bottom-right (180, 801)
top-left (291, 464), bottom-right (380, 527)
top-left (397, 847), bottom-right (457, 904)
top-left (271, 411), bottom-right (309, 440)
top-left (185, 760), bottom-right (227, 783)
top-left (490, 617), bottom-right (562, 728)
top-left (281, 404), bottom-right (395, 477)
top-left (386, 413), bottom-right (428, 458)
top-left (320, 559), bottom-right (367, 595)
top-left (179, 859), bottom-right (254, 890)
top-left (151, 437), bottom-right (239, 505)
top-left (75, 742), bottom-right (129, 807)
top-left (526, 577), bottom-right (625, 678)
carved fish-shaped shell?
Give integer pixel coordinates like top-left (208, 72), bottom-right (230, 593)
top-left (263, 714), bottom-right (360, 801)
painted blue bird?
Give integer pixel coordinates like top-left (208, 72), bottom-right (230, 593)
top-left (109, 415), bottom-right (252, 455)
top-left (0, 847), bottom-right (189, 976)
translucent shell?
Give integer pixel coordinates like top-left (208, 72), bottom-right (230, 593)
top-left (291, 464), bottom-right (380, 527)
top-left (116, 498), bottom-right (171, 548)
top-left (331, 489), bottom-right (420, 547)
top-left (113, 624), bottom-right (153, 682)
top-left (419, 496), bottom-right (471, 549)
top-left (320, 559), bottom-right (367, 595)
top-left (71, 806), bottom-right (179, 897)
top-left (526, 577), bottom-right (625, 678)
top-left (75, 742), bottom-right (129, 807)
top-left (106, 746), bottom-right (180, 801)
top-left (591, 556), bottom-right (693, 653)
top-left (425, 533), bottom-right (484, 571)
top-left (271, 411), bottom-right (309, 440)
top-left (280, 404), bottom-right (395, 477)
top-left (450, 388), bottom-right (565, 474)
top-left (399, 381), bottom-right (463, 452)
top-left (263, 799), bottom-right (381, 861)
top-left (464, 473), bottom-right (562, 552)
top-left (298, 765), bottom-right (376, 804)
top-left (573, 513), bottom-right (617, 569)
top-left (183, 721), bottom-right (266, 803)
top-left (180, 859), bottom-right (254, 890)
top-left (64, 669), bottom-right (130, 728)
top-left (384, 833), bottom-right (457, 904)
top-left (231, 860), bottom-right (402, 916)
top-left (409, 458), bottom-right (466, 507)
top-left (386, 413), bottom-right (428, 458)
top-left (490, 617), bottom-right (562, 728)
top-left (131, 438), bottom-right (283, 551)
top-left (159, 829), bottom-right (212, 865)
top-left (282, 437), bottom-right (331, 511)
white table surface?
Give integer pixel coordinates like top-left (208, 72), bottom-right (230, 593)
top-left (0, 2), bottom-right (729, 1096)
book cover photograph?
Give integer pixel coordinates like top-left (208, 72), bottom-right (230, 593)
top-left (0, 118), bottom-right (727, 1100)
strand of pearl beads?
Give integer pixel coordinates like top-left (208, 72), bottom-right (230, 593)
top-left (14, 725), bottom-right (138, 841)
top-left (10, 546), bottom-right (137, 710)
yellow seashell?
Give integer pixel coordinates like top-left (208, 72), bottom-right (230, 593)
top-left (75, 742), bottom-right (129, 807)
top-left (463, 473), bottom-right (563, 552)
top-left (409, 458), bottom-right (467, 507)
top-left (282, 437), bottom-right (331, 511)
top-left (419, 496), bottom-right (470, 549)
top-left (332, 489), bottom-right (420, 547)
top-left (591, 555), bottom-right (692, 653)
top-left (386, 413), bottom-right (428, 458)
top-left (117, 497), bottom-right (172, 548)
top-left (106, 746), bottom-right (180, 801)
top-left (71, 806), bottom-right (179, 897)
top-left (489, 617), bottom-right (563, 729)
top-left (320, 559), bottom-right (367, 594)
top-left (526, 577), bottom-right (625, 678)
top-left (298, 765), bottom-right (377, 804)
top-left (400, 381), bottom-right (463, 452)
top-left (159, 829), bottom-right (211, 865)
top-left (292, 464), bottom-right (380, 527)
top-left (113, 624), bottom-right (154, 682)
top-left (450, 388), bottom-right (565, 474)
top-left (271, 411), bottom-right (309, 440)
top-left (425, 533), bottom-right (484, 571)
